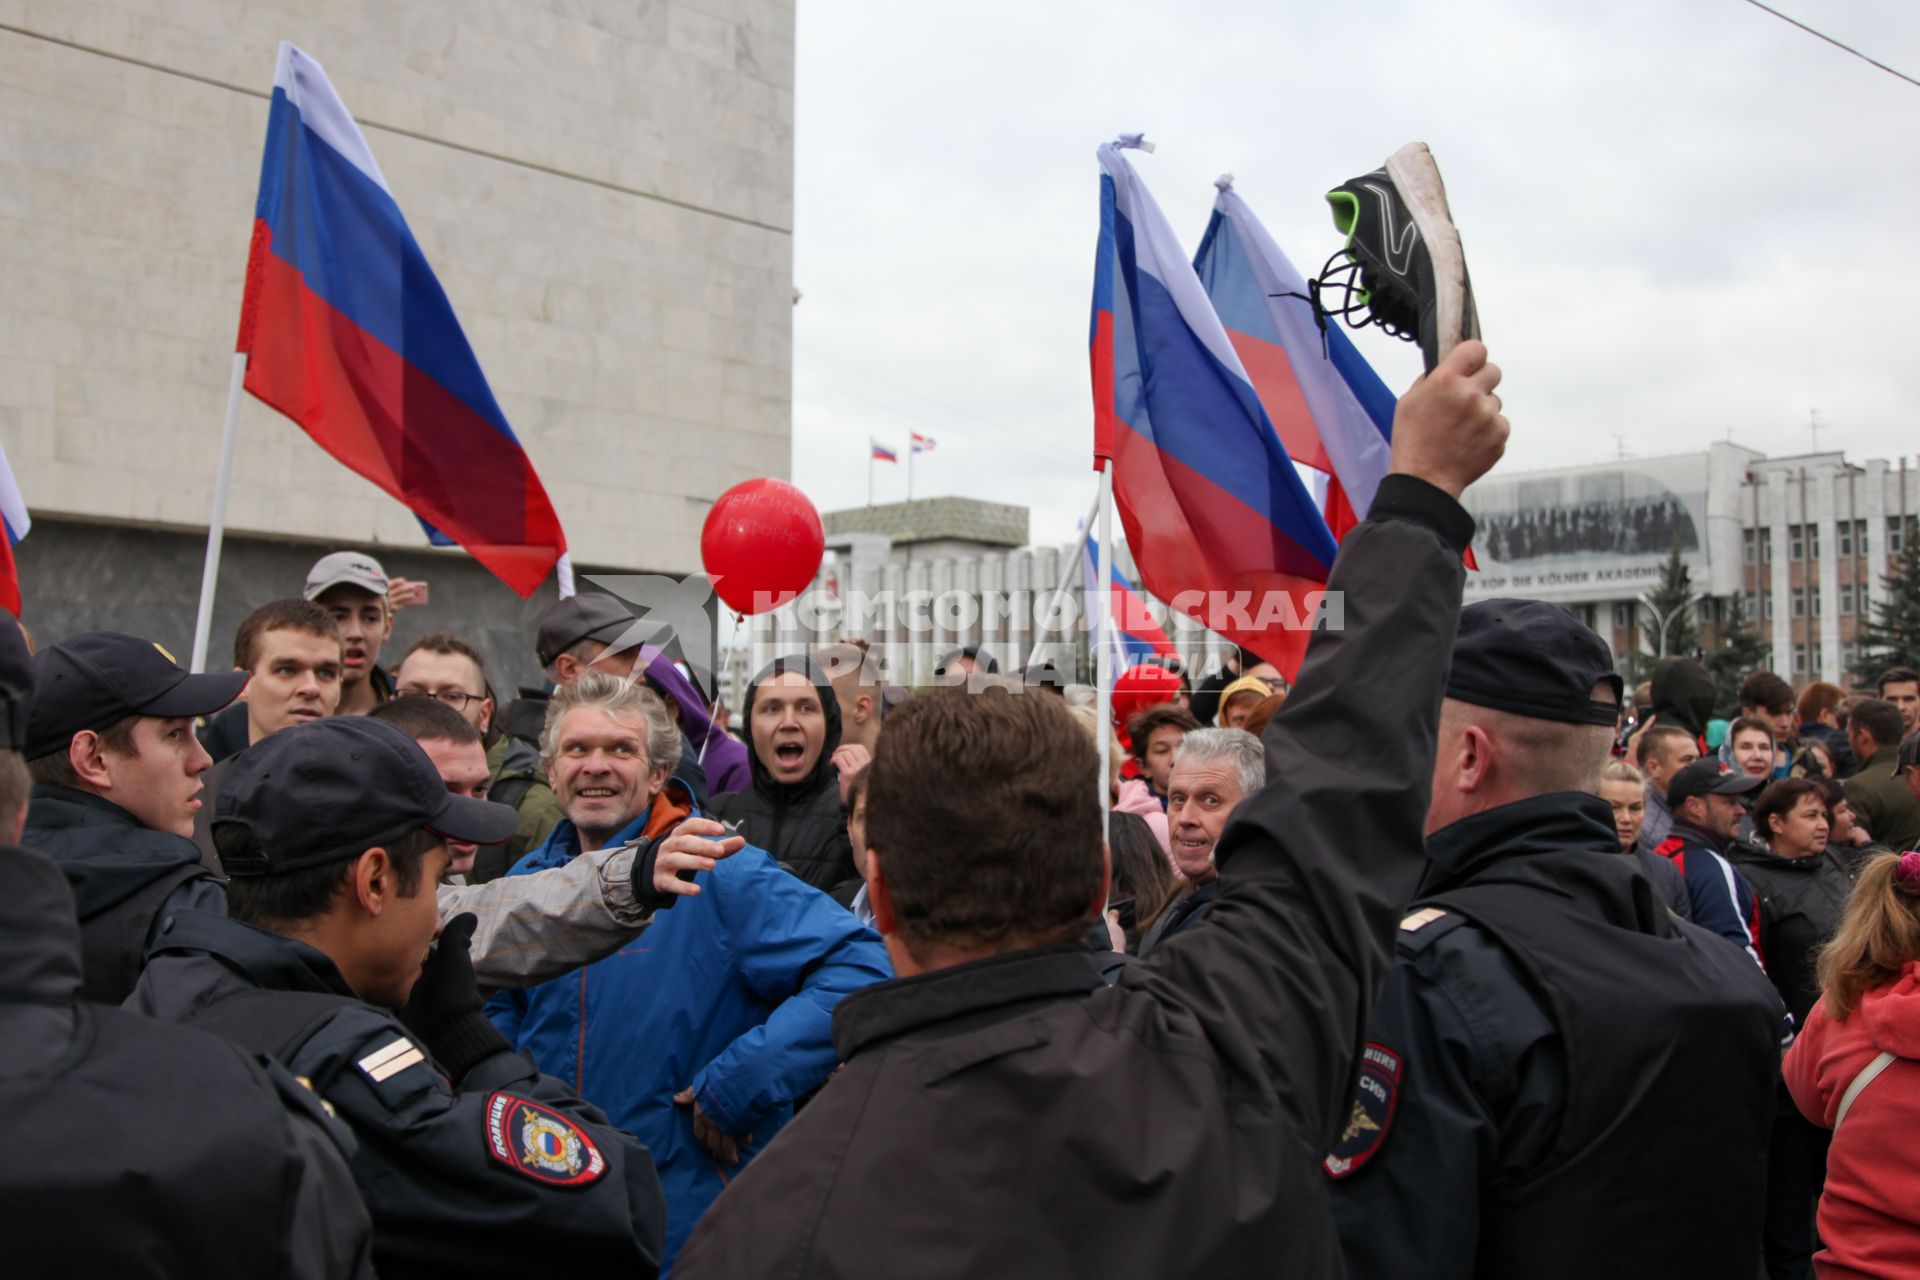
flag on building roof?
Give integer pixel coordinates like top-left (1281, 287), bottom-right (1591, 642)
top-left (1089, 139), bottom-right (1339, 679)
top-left (1081, 533), bottom-right (1178, 672)
top-left (911, 433), bottom-right (936, 453)
top-left (0, 440), bottom-right (29, 617)
top-left (236, 42), bottom-right (567, 598)
top-left (871, 440), bottom-right (898, 464)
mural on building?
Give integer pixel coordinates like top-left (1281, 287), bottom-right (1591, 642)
top-left (1465, 459), bottom-right (1709, 573)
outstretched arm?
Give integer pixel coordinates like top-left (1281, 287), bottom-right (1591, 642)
top-left (1140, 340), bottom-right (1507, 1149)
top-left (446, 819), bottom-right (745, 989)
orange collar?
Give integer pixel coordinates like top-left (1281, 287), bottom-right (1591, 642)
top-left (642, 786), bottom-right (693, 839)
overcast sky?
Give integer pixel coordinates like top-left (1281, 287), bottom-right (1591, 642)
top-left (786, 0), bottom-right (1920, 550)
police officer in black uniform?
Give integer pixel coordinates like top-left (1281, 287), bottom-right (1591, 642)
top-left (0, 619), bottom-right (374, 1279)
top-left (22, 631), bottom-right (247, 1003)
top-left (128, 716), bottom-right (666, 1277)
top-left (1326, 600), bottom-right (1788, 1280)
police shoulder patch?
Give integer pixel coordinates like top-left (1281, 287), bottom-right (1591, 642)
top-left (1323, 1042), bottom-right (1402, 1180)
top-left (1399, 907), bottom-right (1448, 933)
top-left (484, 1092), bottom-right (607, 1188)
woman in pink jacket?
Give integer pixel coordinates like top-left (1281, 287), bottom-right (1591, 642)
top-left (1783, 849), bottom-right (1920, 1279)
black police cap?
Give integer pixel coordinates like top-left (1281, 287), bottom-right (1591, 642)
top-left (1668, 757), bottom-right (1766, 809)
top-left (0, 618), bottom-right (32, 752)
top-left (26, 632), bottom-right (247, 760)
top-left (1445, 599), bottom-right (1623, 727)
top-left (213, 717), bottom-right (518, 877)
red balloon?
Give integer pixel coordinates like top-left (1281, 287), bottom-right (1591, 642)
top-left (700, 478), bottom-right (825, 617)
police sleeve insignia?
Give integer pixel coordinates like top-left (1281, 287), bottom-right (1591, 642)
top-left (484, 1092), bottom-right (608, 1187)
top-left (1323, 1042), bottom-right (1401, 1179)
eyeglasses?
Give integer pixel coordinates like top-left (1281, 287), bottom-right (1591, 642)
top-left (397, 687), bottom-right (487, 710)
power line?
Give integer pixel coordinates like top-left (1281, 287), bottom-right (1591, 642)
top-left (1736, 0), bottom-right (1920, 90)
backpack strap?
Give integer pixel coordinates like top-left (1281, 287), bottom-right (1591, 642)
top-left (487, 774), bottom-right (535, 818)
top-left (1835, 1050), bottom-right (1899, 1130)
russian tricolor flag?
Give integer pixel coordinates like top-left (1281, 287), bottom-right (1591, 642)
top-left (871, 440), bottom-right (898, 464)
top-left (1192, 178), bottom-right (1397, 541)
top-left (1082, 534), bottom-right (1177, 669)
top-left (236, 43), bottom-right (567, 597)
top-left (0, 440), bottom-right (29, 617)
top-left (1090, 140), bottom-right (1338, 679)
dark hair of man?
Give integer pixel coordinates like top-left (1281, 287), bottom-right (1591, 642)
top-left (1879, 666), bottom-right (1920, 695)
top-left (1727, 715), bottom-right (1775, 746)
top-left (368, 694), bottom-right (482, 747)
top-left (1796, 681), bottom-right (1846, 726)
top-left (1108, 810), bottom-right (1175, 914)
top-left (1737, 671), bottom-right (1795, 716)
top-left (1813, 777), bottom-right (1846, 814)
top-left (1635, 723), bottom-right (1695, 770)
top-left (0, 750), bottom-right (28, 833)
top-left (26, 714), bottom-right (139, 787)
top-left (1754, 778), bottom-right (1827, 843)
top-left (232, 599), bottom-right (341, 671)
top-left (845, 761), bottom-right (871, 810)
top-left (1126, 704), bottom-right (1201, 764)
top-left (402, 631), bottom-right (489, 680)
top-left (866, 685), bottom-right (1101, 952)
top-left (1849, 699), bottom-right (1905, 751)
top-left (221, 825), bottom-right (441, 929)
top-left (936, 644), bottom-right (998, 677)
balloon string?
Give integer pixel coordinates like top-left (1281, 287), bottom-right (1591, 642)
top-left (697, 610), bottom-right (745, 768)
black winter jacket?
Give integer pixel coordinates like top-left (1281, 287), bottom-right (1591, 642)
top-left (24, 784), bottom-right (225, 1003)
top-left (676, 476), bottom-right (1472, 1279)
top-left (131, 910), bottom-right (666, 1277)
top-left (1727, 843), bottom-right (1855, 1027)
top-left (0, 845), bottom-right (373, 1278)
top-left (1330, 794), bottom-right (1786, 1280)
top-left (708, 656), bottom-right (854, 891)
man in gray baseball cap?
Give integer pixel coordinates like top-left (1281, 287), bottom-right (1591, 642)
top-left (492, 594), bottom-right (725, 848)
top-left (305, 550), bottom-right (399, 717)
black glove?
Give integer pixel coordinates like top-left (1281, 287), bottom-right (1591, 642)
top-left (399, 912), bottom-right (511, 1083)
top-left (626, 836), bottom-right (679, 912)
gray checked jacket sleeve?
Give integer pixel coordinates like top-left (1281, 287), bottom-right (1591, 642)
top-left (439, 842), bottom-right (653, 989)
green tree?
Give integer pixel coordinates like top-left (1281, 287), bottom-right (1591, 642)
top-left (1852, 532), bottom-right (1920, 681)
top-left (1706, 588), bottom-right (1770, 717)
top-left (1639, 541), bottom-right (1700, 662)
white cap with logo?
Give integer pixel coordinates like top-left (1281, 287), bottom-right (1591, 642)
top-left (304, 550), bottom-right (390, 602)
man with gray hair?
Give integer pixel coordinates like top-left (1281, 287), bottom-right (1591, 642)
top-left (487, 670), bottom-right (890, 1271)
top-left (1136, 728), bottom-right (1265, 957)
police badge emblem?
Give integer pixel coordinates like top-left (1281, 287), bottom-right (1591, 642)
top-left (484, 1092), bottom-right (607, 1187)
top-left (1323, 1042), bottom-right (1401, 1179)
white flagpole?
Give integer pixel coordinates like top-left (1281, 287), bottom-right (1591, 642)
top-left (907, 442), bottom-right (915, 503)
top-left (1027, 486), bottom-right (1103, 668)
top-left (189, 352), bottom-right (247, 673)
top-left (1094, 462), bottom-right (1115, 826)
top-left (868, 445), bottom-right (874, 507)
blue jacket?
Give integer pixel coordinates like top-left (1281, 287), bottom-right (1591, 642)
top-left (486, 782), bottom-right (891, 1271)
top-left (1654, 819), bottom-right (1764, 968)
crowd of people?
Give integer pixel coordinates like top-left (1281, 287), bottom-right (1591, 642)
top-left (7, 340), bottom-right (1920, 1278)
top-left (1476, 491), bottom-right (1699, 562)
